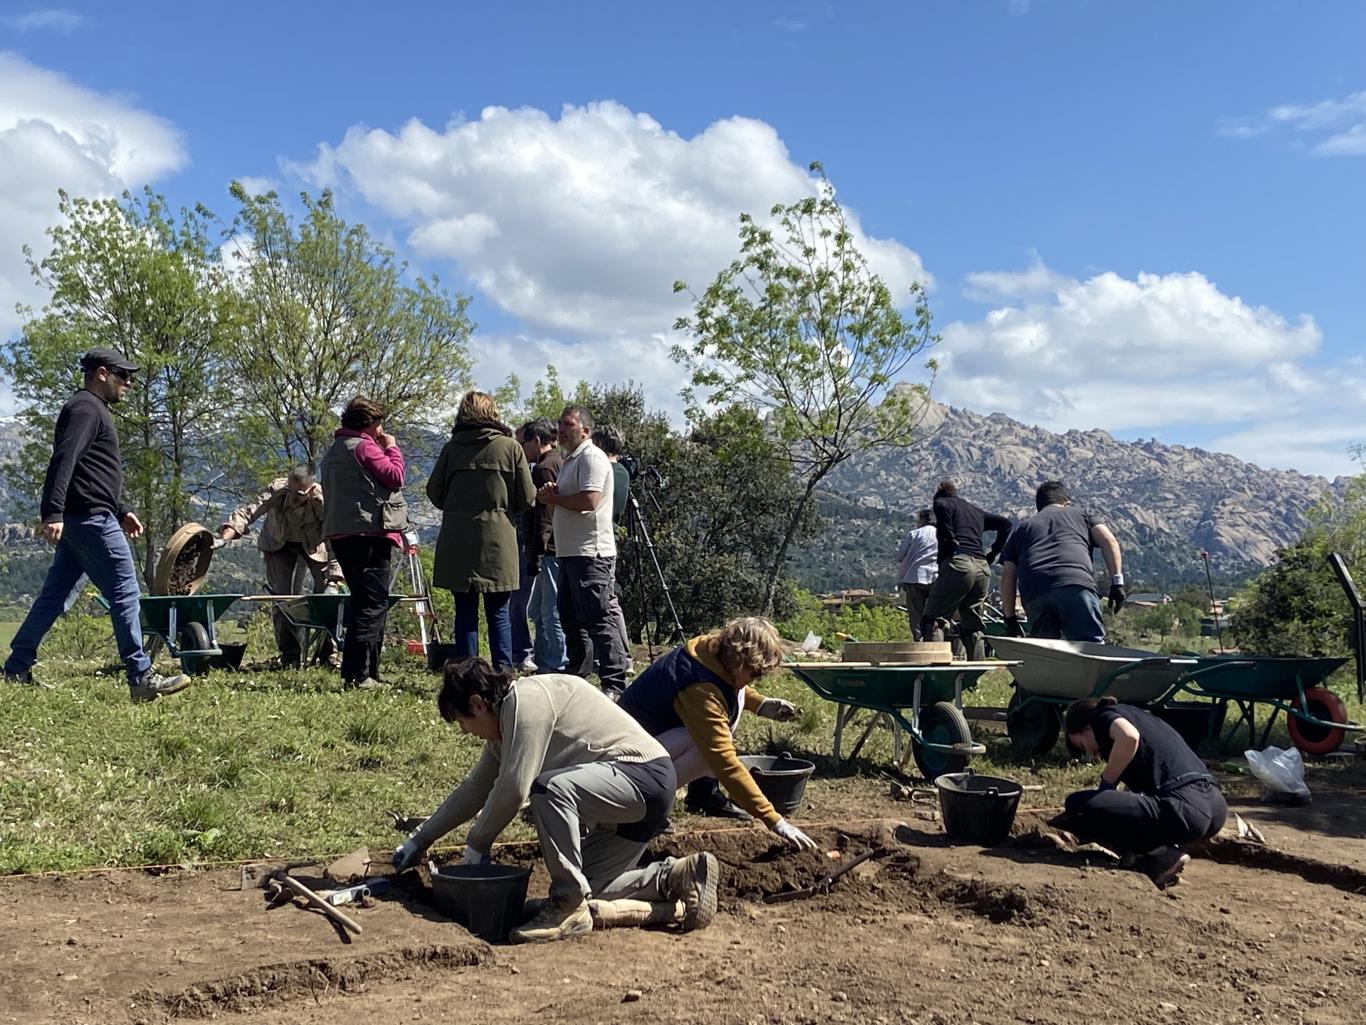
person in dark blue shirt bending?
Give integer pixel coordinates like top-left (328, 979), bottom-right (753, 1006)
top-left (1061, 696), bottom-right (1227, 888)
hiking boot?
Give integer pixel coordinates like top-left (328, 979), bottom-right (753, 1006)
top-left (1143, 846), bottom-right (1190, 888)
top-left (509, 898), bottom-right (593, 944)
top-left (664, 852), bottom-right (718, 932)
top-left (3, 668), bottom-right (34, 685)
top-left (128, 671), bottom-right (191, 703)
top-left (344, 677), bottom-right (383, 691)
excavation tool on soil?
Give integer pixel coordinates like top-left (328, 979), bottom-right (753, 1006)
top-left (762, 847), bottom-right (889, 904)
top-left (991, 637), bottom-right (1359, 758)
top-left (242, 860), bottom-right (363, 939)
top-left (788, 660), bottom-right (1017, 779)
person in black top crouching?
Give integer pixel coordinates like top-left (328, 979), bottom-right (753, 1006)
top-left (1061, 697), bottom-right (1227, 888)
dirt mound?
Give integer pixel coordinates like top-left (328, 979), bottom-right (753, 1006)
top-left (138, 943), bottom-right (491, 1019)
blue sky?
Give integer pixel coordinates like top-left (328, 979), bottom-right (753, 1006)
top-left (2, 1), bottom-right (1363, 476)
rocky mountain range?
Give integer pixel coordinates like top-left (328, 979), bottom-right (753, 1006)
top-left (795, 399), bottom-right (1350, 592)
top-left (0, 403), bottom-right (1351, 600)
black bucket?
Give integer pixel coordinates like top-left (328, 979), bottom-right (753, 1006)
top-left (738, 751), bottom-right (815, 816)
top-left (1154, 701), bottom-right (1226, 750)
top-left (426, 642), bottom-right (463, 673)
top-left (935, 772), bottom-right (1023, 846)
top-left (180, 642), bottom-right (247, 675)
top-left (430, 863), bottom-right (532, 942)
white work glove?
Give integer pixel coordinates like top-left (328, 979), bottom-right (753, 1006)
top-left (461, 846), bottom-right (491, 866)
top-left (756, 697), bottom-right (801, 722)
top-left (393, 837), bottom-right (423, 872)
top-left (771, 818), bottom-right (817, 851)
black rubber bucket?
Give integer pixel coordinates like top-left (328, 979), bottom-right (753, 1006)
top-left (1154, 701), bottom-right (1226, 750)
top-left (430, 864), bottom-right (532, 942)
top-left (426, 642), bottom-right (463, 673)
top-left (180, 642), bottom-right (247, 675)
top-left (738, 751), bottom-right (815, 816)
top-left (935, 772), bottom-right (1023, 846)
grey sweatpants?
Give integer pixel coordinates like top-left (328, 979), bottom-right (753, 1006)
top-left (529, 760), bottom-right (675, 906)
top-left (264, 544), bottom-right (336, 664)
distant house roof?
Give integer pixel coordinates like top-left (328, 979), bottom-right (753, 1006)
top-left (1127, 593), bottom-right (1170, 604)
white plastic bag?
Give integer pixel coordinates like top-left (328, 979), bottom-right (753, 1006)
top-left (1244, 746), bottom-right (1311, 801)
top-left (800, 632), bottom-right (822, 653)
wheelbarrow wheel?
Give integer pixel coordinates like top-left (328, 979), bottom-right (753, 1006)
top-left (1287, 686), bottom-right (1348, 756)
top-left (913, 701), bottom-right (973, 780)
top-left (1006, 689), bottom-right (1060, 758)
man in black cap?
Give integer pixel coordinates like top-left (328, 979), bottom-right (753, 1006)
top-left (3, 349), bottom-right (190, 701)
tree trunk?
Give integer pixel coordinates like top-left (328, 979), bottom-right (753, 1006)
top-left (760, 471), bottom-right (827, 617)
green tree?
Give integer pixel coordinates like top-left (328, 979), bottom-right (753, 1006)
top-left (225, 183), bottom-right (475, 469)
top-left (492, 365), bottom-right (591, 427)
top-left (1, 189), bottom-right (240, 582)
top-left (1229, 472), bottom-right (1366, 656)
top-left (672, 162), bottom-right (938, 614)
top-left (577, 385), bottom-right (816, 638)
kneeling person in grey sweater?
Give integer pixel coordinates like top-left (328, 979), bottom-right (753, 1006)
top-left (394, 658), bottom-right (719, 943)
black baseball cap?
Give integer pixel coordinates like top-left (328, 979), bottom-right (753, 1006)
top-left (79, 348), bottom-right (139, 374)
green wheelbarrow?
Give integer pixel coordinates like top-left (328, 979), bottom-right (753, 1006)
top-left (100, 593), bottom-right (244, 672)
top-left (269, 593), bottom-right (407, 653)
top-left (787, 660), bottom-right (1017, 780)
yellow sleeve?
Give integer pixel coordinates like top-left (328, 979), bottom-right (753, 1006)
top-left (743, 689), bottom-right (766, 713)
top-left (673, 683), bottom-right (781, 827)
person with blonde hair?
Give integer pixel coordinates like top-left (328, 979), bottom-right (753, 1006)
top-left (426, 390), bottom-right (536, 668)
top-left (617, 617), bottom-right (817, 848)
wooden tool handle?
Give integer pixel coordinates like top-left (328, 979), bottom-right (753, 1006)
top-left (282, 874), bottom-right (363, 935)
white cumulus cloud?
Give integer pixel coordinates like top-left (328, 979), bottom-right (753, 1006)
top-left (0, 52), bottom-right (186, 341)
top-left (292, 101), bottom-right (931, 343)
top-left (940, 260), bottom-right (1365, 475)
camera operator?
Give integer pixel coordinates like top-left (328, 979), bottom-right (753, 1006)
top-left (592, 425), bottom-right (630, 526)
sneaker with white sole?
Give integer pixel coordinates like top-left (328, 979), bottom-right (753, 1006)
top-left (665, 852), bottom-right (719, 932)
top-left (509, 898), bottom-right (593, 944)
top-left (128, 671), bottom-right (191, 703)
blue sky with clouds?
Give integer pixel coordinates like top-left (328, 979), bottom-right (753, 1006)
top-left (2, 1), bottom-right (1363, 476)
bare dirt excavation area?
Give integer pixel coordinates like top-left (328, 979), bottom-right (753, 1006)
top-left (2, 782), bottom-right (1363, 1025)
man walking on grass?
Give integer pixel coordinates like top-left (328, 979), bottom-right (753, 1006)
top-left (4, 349), bottom-right (189, 702)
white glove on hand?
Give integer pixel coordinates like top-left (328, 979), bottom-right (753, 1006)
top-left (771, 818), bottom-right (817, 851)
top-left (461, 846), bottom-right (491, 866)
top-left (393, 838), bottom-right (422, 872)
top-left (756, 697), bottom-right (800, 721)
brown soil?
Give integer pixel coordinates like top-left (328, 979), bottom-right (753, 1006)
top-left (165, 535), bottom-right (210, 596)
top-left (3, 793), bottom-right (1365, 1025)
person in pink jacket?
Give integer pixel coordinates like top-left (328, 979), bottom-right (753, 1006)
top-left (319, 396), bottom-right (410, 689)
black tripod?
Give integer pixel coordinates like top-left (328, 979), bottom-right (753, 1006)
top-left (622, 477), bottom-right (684, 658)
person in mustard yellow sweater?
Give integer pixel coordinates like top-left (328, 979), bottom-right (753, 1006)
top-left (617, 617), bottom-right (817, 850)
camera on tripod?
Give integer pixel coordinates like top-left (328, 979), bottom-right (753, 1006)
top-left (618, 453), bottom-right (664, 486)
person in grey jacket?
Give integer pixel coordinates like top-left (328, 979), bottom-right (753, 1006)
top-left (394, 658), bottom-right (720, 944)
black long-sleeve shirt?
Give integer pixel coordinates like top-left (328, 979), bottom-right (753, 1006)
top-left (39, 390), bottom-right (128, 523)
top-left (933, 494), bottom-right (1011, 562)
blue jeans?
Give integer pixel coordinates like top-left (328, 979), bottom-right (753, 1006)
top-left (529, 555), bottom-right (566, 672)
top-left (1025, 585), bottom-right (1106, 643)
top-left (6, 512), bottom-right (151, 683)
top-left (453, 589), bottom-right (513, 669)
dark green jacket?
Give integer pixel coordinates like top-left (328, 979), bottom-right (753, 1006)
top-left (426, 423), bottom-right (535, 592)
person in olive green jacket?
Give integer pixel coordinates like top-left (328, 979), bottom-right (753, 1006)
top-left (426, 391), bottom-right (536, 669)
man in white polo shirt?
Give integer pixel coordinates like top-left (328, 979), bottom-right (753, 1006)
top-left (537, 405), bottom-right (631, 699)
